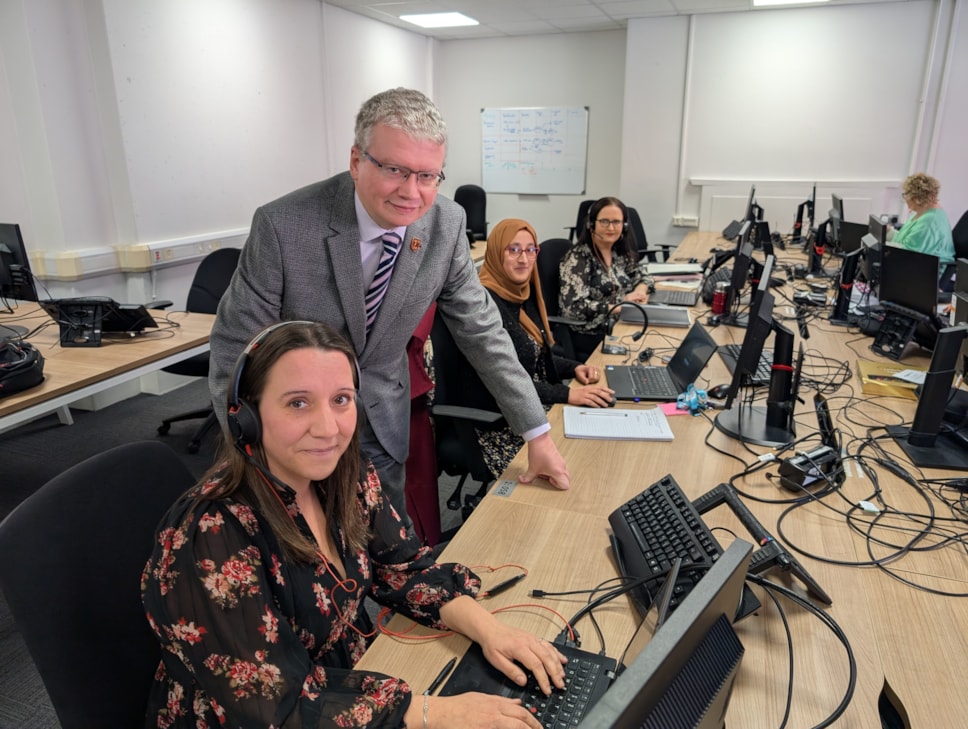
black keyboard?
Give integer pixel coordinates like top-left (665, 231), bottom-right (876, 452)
top-left (649, 288), bottom-right (699, 306)
top-left (608, 474), bottom-right (722, 616)
top-left (717, 343), bottom-right (773, 386)
top-left (508, 657), bottom-right (606, 728)
top-left (627, 366), bottom-right (678, 399)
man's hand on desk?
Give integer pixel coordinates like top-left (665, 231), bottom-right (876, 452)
top-left (520, 432), bottom-right (571, 490)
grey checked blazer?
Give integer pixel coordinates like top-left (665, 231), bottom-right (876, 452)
top-left (209, 172), bottom-right (547, 464)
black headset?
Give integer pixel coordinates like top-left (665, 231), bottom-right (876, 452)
top-left (604, 301), bottom-right (648, 341)
top-left (226, 320), bottom-right (316, 448)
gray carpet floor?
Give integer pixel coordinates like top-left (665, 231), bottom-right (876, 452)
top-left (0, 379), bottom-right (468, 728)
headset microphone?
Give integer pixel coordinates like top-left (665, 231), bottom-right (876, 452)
top-left (234, 441), bottom-right (297, 498)
top-left (603, 301), bottom-right (648, 342)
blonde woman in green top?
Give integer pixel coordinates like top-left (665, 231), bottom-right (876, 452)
top-left (891, 173), bottom-right (955, 265)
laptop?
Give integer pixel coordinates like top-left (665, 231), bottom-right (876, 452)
top-left (605, 321), bottom-right (718, 401)
top-left (617, 303), bottom-right (691, 328)
top-left (439, 563), bottom-right (680, 727)
top-left (648, 286), bottom-right (701, 307)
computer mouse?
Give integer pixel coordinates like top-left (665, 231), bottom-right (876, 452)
top-left (707, 384), bottom-right (730, 400)
top-left (608, 396), bottom-right (617, 407)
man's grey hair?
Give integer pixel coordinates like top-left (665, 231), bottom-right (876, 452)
top-left (354, 88), bottom-right (448, 153)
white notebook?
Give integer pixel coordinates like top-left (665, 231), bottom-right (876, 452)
top-left (562, 406), bottom-right (674, 441)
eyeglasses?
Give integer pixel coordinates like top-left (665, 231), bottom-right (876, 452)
top-left (505, 244), bottom-right (540, 258)
top-left (361, 150), bottom-right (445, 189)
top-left (595, 219), bottom-right (625, 229)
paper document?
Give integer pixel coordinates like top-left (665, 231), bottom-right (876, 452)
top-left (563, 406), bottom-right (674, 441)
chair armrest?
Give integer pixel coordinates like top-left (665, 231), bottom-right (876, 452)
top-left (146, 299), bottom-right (174, 310)
top-left (548, 314), bottom-right (584, 328)
top-left (432, 404), bottom-right (504, 425)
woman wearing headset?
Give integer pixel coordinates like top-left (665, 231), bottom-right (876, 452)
top-left (141, 321), bottom-right (563, 728)
top-left (558, 196), bottom-right (654, 361)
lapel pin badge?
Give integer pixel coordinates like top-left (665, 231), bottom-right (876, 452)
top-left (410, 237), bottom-right (422, 252)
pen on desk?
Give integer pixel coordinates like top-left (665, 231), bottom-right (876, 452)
top-left (424, 657), bottom-right (457, 695)
top-left (486, 572), bottom-right (527, 597)
top-left (579, 411), bottom-right (628, 417)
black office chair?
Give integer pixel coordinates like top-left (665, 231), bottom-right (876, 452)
top-left (454, 184), bottom-right (488, 245)
top-left (157, 247), bottom-right (241, 452)
top-left (566, 199), bottom-right (596, 242)
top-left (627, 206), bottom-right (673, 263)
top-left (953, 209), bottom-right (968, 261)
top-left (535, 237), bottom-right (584, 361)
top-left (0, 441), bottom-right (195, 729)
top-left (429, 310), bottom-right (504, 518)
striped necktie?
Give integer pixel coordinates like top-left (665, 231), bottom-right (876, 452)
top-left (364, 231), bottom-right (402, 334)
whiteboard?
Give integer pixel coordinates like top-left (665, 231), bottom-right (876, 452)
top-left (481, 107), bottom-right (588, 195)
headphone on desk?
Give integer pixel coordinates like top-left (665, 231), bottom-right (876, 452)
top-left (226, 320), bottom-right (317, 448)
top-left (604, 301), bottom-right (648, 341)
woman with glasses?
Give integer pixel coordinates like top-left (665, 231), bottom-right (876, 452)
top-left (558, 197), bottom-right (653, 361)
top-left (891, 173), bottom-right (955, 266)
top-left (474, 218), bottom-right (614, 479)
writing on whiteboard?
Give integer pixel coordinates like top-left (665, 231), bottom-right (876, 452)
top-left (481, 107), bottom-right (587, 194)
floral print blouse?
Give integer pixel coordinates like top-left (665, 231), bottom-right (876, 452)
top-left (141, 463), bottom-right (480, 728)
top-left (558, 242), bottom-right (652, 334)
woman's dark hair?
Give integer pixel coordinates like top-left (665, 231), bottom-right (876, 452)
top-left (578, 196), bottom-right (640, 268)
top-left (200, 321), bottom-right (367, 562)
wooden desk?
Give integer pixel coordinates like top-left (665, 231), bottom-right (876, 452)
top-left (360, 232), bottom-right (966, 727)
top-left (0, 308), bottom-right (214, 433)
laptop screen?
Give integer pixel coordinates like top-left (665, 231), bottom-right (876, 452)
top-left (668, 321), bottom-right (718, 386)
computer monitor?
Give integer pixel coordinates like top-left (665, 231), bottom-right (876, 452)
top-left (879, 246), bottom-right (939, 317)
top-left (867, 215), bottom-right (887, 247)
top-left (714, 292), bottom-right (795, 447)
top-left (807, 219), bottom-right (831, 276)
top-left (859, 215), bottom-right (887, 290)
top-left (791, 184), bottom-right (816, 247)
top-left (0, 224), bottom-right (39, 305)
top-left (743, 184), bottom-right (757, 222)
top-left (887, 325), bottom-right (968, 470)
top-left (577, 539), bottom-right (752, 729)
top-left (720, 241), bottom-right (754, 327)
top-left (829, 248), bottom-right (863, 326)
top-left (829, 194), bottom-right (845, 245)
top-left (0, 223), bottom-right (40, 338)
top-left (837, 221), bottom-right (867, 255)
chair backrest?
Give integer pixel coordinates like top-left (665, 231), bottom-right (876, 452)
top-left (953, 209), bottom-right (968, 261)
top-left (536, 238), bottom-right (574, 317)
top-left (186, 247), bottom-right (242, 314)
top-left (454, 184), bottom-right (487, 241)
top-left (626, 206), bottom-right (653, 261)
top-left (570, 199), bottom-right (596, 241)
top-left (0, 441), bottom-right (195, 729)
top-left (429, 310), bottom-right (501, 484)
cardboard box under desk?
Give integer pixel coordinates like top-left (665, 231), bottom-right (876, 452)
top-left (856, 358), bottom-right (926, 400)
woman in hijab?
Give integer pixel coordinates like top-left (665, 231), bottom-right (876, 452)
top-left (475, 218), bottom-right (614, 478)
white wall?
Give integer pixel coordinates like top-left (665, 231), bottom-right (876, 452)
top-left (320, 4), bottom-right (435, 177)
top-left (435, 30), bottom-right (627, 244)
top-left (620, 0), bottom-right (967, 239)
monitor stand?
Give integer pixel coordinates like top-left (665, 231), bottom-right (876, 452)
top-left (886, 425), bottom-right (968, 471)
top-left (714, 404), bottom-right (795, 448)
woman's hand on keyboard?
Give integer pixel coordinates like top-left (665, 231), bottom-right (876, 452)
top-left (480, 623), bottom-right (568, 697)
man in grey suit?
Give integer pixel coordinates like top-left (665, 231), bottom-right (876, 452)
top-left (209, 88), bottom-right (570, 528)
